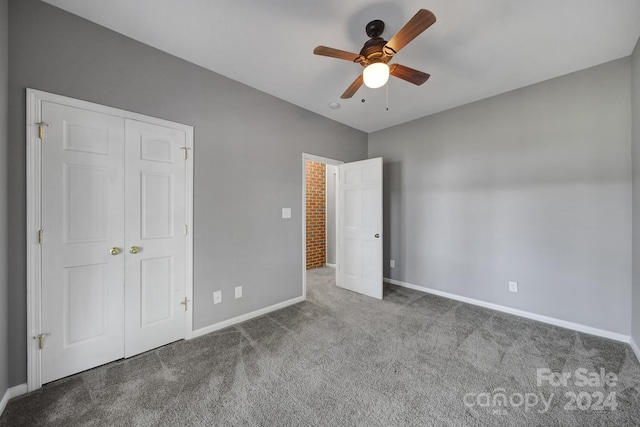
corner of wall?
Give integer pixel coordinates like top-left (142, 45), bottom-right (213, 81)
top-left (631, 35), bottom-right (640, 358)
top-left (0, 0), bottom-right (10, 414)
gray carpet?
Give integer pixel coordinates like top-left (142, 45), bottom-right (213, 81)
top-left (2, 267), bottom-right (640, 426)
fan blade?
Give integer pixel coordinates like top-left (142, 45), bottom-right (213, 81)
top-left (314, 46), bottom-right (364, 63)
top-left (340, 75), bottom-right (364, 99)
top-left (384, 9), bottom-right (436, 56)
top-left (389, 64), bottom-right (430, 86)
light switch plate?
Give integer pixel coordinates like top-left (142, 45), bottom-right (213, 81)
top-left (282, 208), bottom-right (291, 219)
top-left (235, 286), bottom-right (242, 299)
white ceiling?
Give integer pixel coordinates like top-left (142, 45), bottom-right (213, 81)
top-left (42, 0), bottom-right (640, 133)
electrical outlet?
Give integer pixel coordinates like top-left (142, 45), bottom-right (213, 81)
top-left (390, 260), bottom-right (395, 268)
top-left (508, 281), bottom-right (518, 293)
top-left (213, 291), bottom-right (222, 304)
top-left (235, 286), bottom-right (242, 299)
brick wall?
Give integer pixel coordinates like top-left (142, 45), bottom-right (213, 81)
top-left (306, 160), bottom-right (326, 269)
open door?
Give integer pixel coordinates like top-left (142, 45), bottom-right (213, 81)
top-left (337, 157), bottom-right (383, 299)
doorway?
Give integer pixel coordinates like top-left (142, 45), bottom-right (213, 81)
top-left (302, 154), bottom-right (342, 298)
top-left (302, 155), bottom-right (384, 301)
top-left (305, 160), bottom-right (338, 269)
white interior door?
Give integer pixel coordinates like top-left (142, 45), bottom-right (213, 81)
top-left (124, 120), bottom-right (187, 357)
top-left (337, 157), bottom-right (383, 299)
top-left (40, 102), bottom-right (126, 383)
top-left (36, 94), bottom-right (191, 386)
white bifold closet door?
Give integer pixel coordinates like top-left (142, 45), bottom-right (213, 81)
top-left (40, 101), bottom-right (187, 384)
top-left (123, 119), bottom-right (187, 358)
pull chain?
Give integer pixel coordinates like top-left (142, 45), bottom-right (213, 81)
top-left (386, 80), bottom-right (389, 111)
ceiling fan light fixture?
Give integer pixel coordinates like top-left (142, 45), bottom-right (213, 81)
top-left (363, 62), bottom-right (390, 89)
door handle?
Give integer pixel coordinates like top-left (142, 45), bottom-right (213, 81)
top-left (110, 247), bottom-right (121, 255)
top-left (130, 246), bottom-right (140, 254)
top-left (375, 233), bottom-right (380, 238)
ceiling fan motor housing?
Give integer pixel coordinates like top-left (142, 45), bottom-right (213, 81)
top-left (360, 37), bottom-right (388, 65)
top-left (361, 20), bottom-right (389, 66)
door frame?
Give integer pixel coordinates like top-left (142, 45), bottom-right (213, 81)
top-left (26, 89), bottom-right (195, 391)
top-left (301, 153), bottom-right (342, 299)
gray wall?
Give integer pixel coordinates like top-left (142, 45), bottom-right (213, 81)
top-left (7, 0), bottom-right (367, 386)
top-left (0, 0), bottom-right (9, 401)
top-left (633, 37), bottom-right (640, 346)
top-left (326, 164), bottom-right (337, 265)
top-left (369, 58), bottom-right (632, 335)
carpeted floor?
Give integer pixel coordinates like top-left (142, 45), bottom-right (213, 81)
top-left (2, 267), bottom-right (640, 426)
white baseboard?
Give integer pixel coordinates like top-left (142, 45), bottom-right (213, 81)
top-left (9, 384), bottom-right (27, 398)
top-left (191, 296), bottom-right (305, 339)
top-left (631, 337), bottom-right (640, 364)
top-left (0, 383), bottom-right (27, 418)
top-left (0, 388), bottom-right (9, 418)
top-left (325, 263), bottom-right (336, 268)
top-left (384, 278), bottom-right (630, 343)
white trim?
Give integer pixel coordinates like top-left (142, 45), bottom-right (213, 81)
top-left (325, 263), bottom-right (336, 268)
top-left (26, 89), bottom-right (195, 391)
top-left (0, 388), bottom-right (9, 418)
top-left (184, 126), bottom-right (194, 339)
top-left (26, 89), bottom-right (42, 393)
top-left (303, 153), bottom-right (344, 166)
top-left (0, 384), bottom-right (28, 418)
top-left (325, 164), bottom-right (338, 267)
top-left (192, 296), bottom-right (305, 338)
top-left (9, 384), bottom-right (27, 398)
top-left (385, 277), bottom-right (630, 343)
top-left (302, 154), bottom-right (342, 300)
top-left (631, 337), bottom-right (640, 363)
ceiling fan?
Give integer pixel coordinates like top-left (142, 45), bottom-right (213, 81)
top-left (314, 9), bottom-right (436, 99)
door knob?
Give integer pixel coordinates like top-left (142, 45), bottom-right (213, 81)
top-left (375, 233), bottom-right (380, 238)
top-left (110, 247), bottom-right (121, 255)
top-left (130, 246), bottom-right (140, 254)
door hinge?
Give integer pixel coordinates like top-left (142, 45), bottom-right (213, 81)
top-left (184, 224), bottom-right (188, 235)
top-left (181, 147), bottom-right (190, 160)
top-left (38, 230), bottom-right (44, 244)
top-left (180, 297), bottom-right (188, 311)
top-left (36, 122), bottom-right (50, 140)
top-left (33, 334), bottom-right (45, 350)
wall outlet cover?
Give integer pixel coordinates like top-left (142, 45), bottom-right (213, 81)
top-left (235, 286), bottom-right (242, 299)
top-left (282, 208), bottom-right (291, 219)
top-left (508, 281), bottom-right (518, 293)
top-left (390, 260), bottom-right (395, 268)
top-left (213, 291), bottom-right (222, 304)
